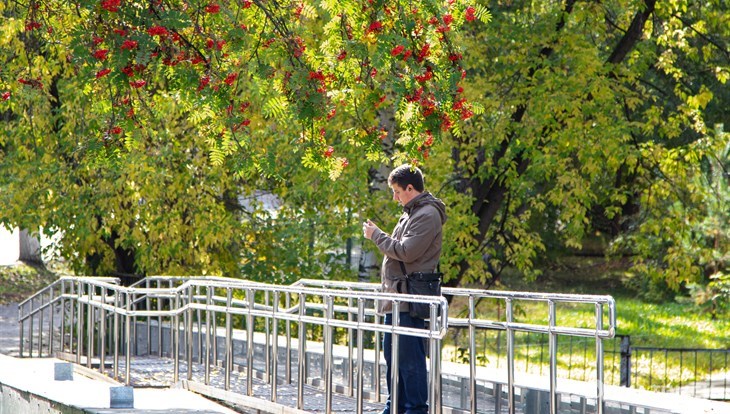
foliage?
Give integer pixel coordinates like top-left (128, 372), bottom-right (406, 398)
top-left (614, 126), bottom-right (729, 302)
top-left (432, 0), bottom-right (730, 300)
top-left (1, 0), bottom-right (492, 278)
top-left (687, 271), bottom-right (730, 318)
top-left (1, 0), bottom-right (487, 176)
top-left (1, 0), bottom-right (729, 305)
top-left (237, 161), bottom-right (370, 283)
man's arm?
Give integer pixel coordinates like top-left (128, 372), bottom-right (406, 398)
top-left (370, 208), bottom-right (439, 263)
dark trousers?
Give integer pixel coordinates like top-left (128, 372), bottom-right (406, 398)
top-left (382, 312), bottom-right (428, 414)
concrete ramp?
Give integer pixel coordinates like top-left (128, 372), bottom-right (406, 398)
top-left (0, 354), bottom-right (239, 414)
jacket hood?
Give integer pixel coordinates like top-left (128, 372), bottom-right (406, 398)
top-left (405, 192), bottom-right (447, 224)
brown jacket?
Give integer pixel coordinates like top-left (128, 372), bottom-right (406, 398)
top-left (371, 192), bottom-right (447, 314)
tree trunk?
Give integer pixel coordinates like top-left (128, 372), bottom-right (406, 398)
top-left (18, 229), bottom-right (43, 265)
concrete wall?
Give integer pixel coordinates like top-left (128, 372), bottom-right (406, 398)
top-left (0, 383), bottom-right (85, 414)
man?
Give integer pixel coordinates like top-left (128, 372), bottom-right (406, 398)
top-left (363, 164), bottom-right (447, 414)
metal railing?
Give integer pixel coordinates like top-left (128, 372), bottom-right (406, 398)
top-left (19, 275), bottom-right (616, 414)
top-left (630, 346), bottom-right (730, 400)
top-left (293, 280), bottom-right (616, 414)
top-left (18, 275), bottom-right (448, 414)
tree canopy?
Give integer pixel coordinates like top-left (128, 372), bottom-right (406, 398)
top-left (1, 0), bottom-right (727, 305)
top-left (434, 0), bottom-right (729, 300)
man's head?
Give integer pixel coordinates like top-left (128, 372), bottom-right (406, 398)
top-left (388, 164), bottom-right (424, 206)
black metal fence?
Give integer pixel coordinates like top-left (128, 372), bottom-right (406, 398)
top-left (629, 344), bottom-right (730, 400)
top-left (448, 329), bottom-right (730, 401)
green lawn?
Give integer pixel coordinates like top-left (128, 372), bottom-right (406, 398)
top-left (0, 262), bottom-right (59, 305)
top-left (442, 257), bottom-right (730, 390)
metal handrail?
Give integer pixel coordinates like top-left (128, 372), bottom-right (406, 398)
top-left (443, 288), bottom-right (614, 414)
top-left (295, 279), bottom-right (617, 414)
top-left (19, 276), bottom-right (615, 414)
top-left (18, 275), bottom-right (448, 414)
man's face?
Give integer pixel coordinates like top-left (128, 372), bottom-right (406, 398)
top-left (390, 183), bottom-right (416, 206)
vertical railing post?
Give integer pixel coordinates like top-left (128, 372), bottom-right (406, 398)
top-left (29, 297), bottom-right (35, 357)
top-left (468, 295), bottom-right (477, 414)
top-left (38, 294), bottom-right (44, 356)
top-left (196, 285), bottom-right (203, 364)
top-left (100, 287), bottom-right (107, 374)
top-left (246, 288), bottom-right (255, 397)
top-left (374, 313), bottom-right (382, 401)
top-left (125, 290), bottom-right (132, 385)
top-left (212, 289), bottom-right (219, 368)
top-left (347, 295), bottom-right (354, 397)
top-left (548, 300), bottom-right (557, 414)
top-left (324, 294), bottom-right (334, 414)
top-left (76, 280), bottom-right (83, 365)
top-left (49, 286), bottom-right (55, 356)
top-left (225, 287), bottom-right (233, 391)
top-left (87, 285), bottom-right (94, 369)
top-left (145, 279), bottom-right (151, 356)
top-left (506, 298), bottom-right (515, 414)
top-left (157, 280), bottom-right (163, 358)
top-left (297, 292), bottom-right (306, 410)
top-left (596, 303), bottom-right (605, 414)
top-left (356, 298), bottom-right (365, 414)
top-left (391, 303), bottom-right (400, 414)
top-left (131, 289), bottom-right (138, 356)
top-left (59, 281), bottom-right (66, 354)
top-left (70, 282), bottom-right (77, 356)
top-left (114, 290), bottom-right (120, 381)
top-left (174, 289), bottom-right (181, 383)
top-left (18, 302), bottom-right (24, 358)
top-left (285, 293), bottom-right (292, 384)
top-left (205, 287), bottom-right (211, 385)
top-left (620, 335), bottom-right (631, 387)
top-left (264, 291), bottom-right (270, 381)
top-left (169, 279), bottom-right (175, 358)
top-left (187, 286), bottom-right (194, 381)
top-left (430, 302), bottom-right (443, 414)
top-left (271, 290), bottom-right (279, 402)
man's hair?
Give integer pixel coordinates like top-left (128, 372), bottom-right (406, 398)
top-left (388, 164), bottom-right (425, 192)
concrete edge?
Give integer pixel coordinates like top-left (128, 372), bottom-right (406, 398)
top-left (0, 376), bottom-right (88, 414)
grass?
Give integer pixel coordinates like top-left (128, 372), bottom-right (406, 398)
top-left (441, 255), bottom-right (730, 391)
top-left (495, 254), bottom-right (730, 348)
top-left (0, 262), bottom-right (60, 305)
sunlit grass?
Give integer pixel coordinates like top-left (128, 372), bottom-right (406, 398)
top-left (613, 297), bottom-right (730, 348)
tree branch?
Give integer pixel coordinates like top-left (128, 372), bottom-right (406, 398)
top-left (672, 12), bottom-right (730, 60)
top-left (607, 0), bottom-right (656, 64)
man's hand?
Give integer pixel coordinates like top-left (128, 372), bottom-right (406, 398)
top-left (362, 219), bottom-right (379, 240)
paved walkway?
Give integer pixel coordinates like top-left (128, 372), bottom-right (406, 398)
top-left (0, 302), bottom-right (20, 357)
top-left (0, 301), bottom-right (244, 414)
top-left (0, 354), bottom-right (240, 414)
top-left (0, 298), bottom-right (385, 413)
top-left (111, 356), bottom-right (384, 413)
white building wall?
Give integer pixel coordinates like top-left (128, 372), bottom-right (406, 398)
top-left (0, 227), bottom-right (19, 265)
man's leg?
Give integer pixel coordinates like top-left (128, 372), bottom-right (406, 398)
top-left (382, 313), bottom-right (406, 414)
top-left (397, 312), bottom-right (428, 414)
top-left (383, 312), bottom-right (428, 414)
